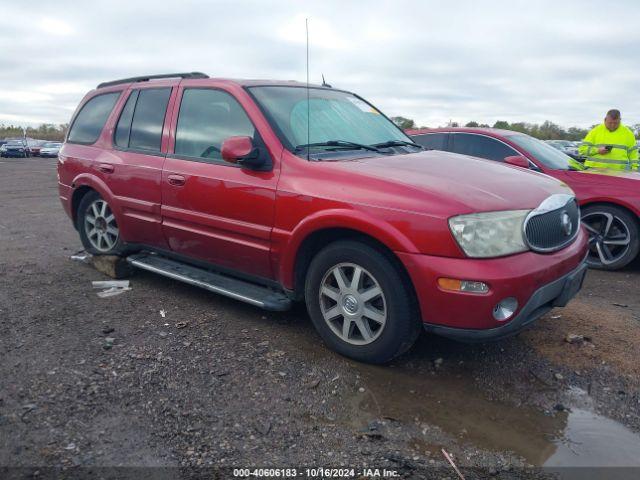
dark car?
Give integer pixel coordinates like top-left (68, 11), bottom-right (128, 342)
top-left (409, 127), bottom-right (640, 270)
top-left (1, 139), bottom-right (30, 158)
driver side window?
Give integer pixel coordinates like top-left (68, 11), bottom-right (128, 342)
top-left (175, 89), bottom-right (255, 161)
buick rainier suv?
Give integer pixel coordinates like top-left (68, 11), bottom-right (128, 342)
top-left (58, 72), bottom-right (588, 363)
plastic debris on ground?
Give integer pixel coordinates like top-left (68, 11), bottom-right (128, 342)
top-left (70, 250), bottom-right (91, 263)
top-left (92, 280), bottom-right (131, 298)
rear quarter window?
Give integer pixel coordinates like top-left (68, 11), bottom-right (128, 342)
top-left (67, 92), bottom-right (120, 144)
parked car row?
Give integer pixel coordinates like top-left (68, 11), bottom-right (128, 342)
top-left (57, 72), bottom-right (589, 364)
top-left (0, 139), bottom-right (62, 158)
top-left (545, 139), bottom-right (583, 161)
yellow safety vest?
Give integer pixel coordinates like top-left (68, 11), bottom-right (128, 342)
top-left (578, 124), bottom-right (639, 170)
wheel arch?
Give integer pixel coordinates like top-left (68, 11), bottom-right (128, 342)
top-left (580, 200), bottom-right (640, 224)
top-left (289, 227), bottom-right (420, 319)
top-left (70, 174), bottom-right (118, 225)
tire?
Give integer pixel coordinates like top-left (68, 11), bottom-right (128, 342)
top-left (77, 190), bottom-right (124, 255)
top-left (581, 204), bottom-right (640, 270)
top-left (305, 240), bottom-right (421, 364)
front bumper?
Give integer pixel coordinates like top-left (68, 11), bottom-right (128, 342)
top-left (423, 258), bottom-right (587, 342)
top-left (396, 228), bottom-right (588, 335)
top-left (3, 151), bottom-right (27, 157)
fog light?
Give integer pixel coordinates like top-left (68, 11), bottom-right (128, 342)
top-left (493, 297), bottom-right (518, 321)
top-left (438, 278), bottom-right (489, 294)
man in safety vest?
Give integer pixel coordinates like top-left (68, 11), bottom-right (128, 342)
top-left (578, 109), bottom-right (638, 170)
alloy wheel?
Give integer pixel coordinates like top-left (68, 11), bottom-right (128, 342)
top-left (84, 199), bottom-right (119, 252)
top-left (319, 262), bottom-right (387, 345)
top-left (582, 212), bottom-right (631, 266)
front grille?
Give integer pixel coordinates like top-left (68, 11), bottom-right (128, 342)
top-left (524, 195), bottom-right (580, 252)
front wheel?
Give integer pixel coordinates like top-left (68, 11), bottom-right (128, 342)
top-left (77, 191), bottom-right (123, 255)
top-left (305, 240), bottom-right (421, 364)
top-left (582, 204), bottom-right (640, 270)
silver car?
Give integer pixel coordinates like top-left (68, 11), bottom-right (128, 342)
top-left (39, 142), bottom-right (62, 158)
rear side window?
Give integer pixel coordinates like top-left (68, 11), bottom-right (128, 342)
top-left (450, 133), bottom-right (517, 161)
top-left (114, 90), bottom-right (139, 148)
top-left (174, 89), bottom-right (255, 161)
top-left (124, 88), bottom-right (171, 152)
top-left (412, 133), bottom-right (448, 151)
top-left (67, 92), bottom-right (120, 144)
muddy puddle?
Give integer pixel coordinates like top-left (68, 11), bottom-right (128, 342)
top-left (342, 363), bottom-right (640, 470)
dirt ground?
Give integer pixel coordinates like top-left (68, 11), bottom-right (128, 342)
top-left (1, 157), bottom-right (639, 479)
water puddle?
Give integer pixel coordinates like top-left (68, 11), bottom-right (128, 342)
top-left (345, 363), bottom-right (640, 470)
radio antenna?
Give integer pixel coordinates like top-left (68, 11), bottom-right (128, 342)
top-left (305, 18), bottom-right (310, 160)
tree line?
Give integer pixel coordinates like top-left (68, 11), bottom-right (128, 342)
top-left (391, 117), bottom-right (640, 141)
top-left (0, 124), bottom-right (68, 141)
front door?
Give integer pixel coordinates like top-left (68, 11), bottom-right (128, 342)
top-left (161, 87), bottom-right (279, 280)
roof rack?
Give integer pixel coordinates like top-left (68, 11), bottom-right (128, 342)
top-left (97, 72), bottom-right (209, 89)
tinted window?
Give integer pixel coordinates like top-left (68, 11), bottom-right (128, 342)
top-left (68, 92), bottom-right (119, 144)
top-left (510, 134), bottom-right (572, 170)
top-left (450, 133), bottom-right (517, 161)
top-left (412, 133), bottom-right (448, 151)
top-left (175, 89), bottom-right (255, 160)
top-left (114, 90), bottom-right (139, 148)
top-left (129, 88), bottom-right (171, 152)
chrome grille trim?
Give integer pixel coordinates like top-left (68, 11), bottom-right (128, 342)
top-left (523, 194), bottom-right (580, 253)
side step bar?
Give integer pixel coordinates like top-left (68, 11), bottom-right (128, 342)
top-left (126, 253), bottom-right (292, 311)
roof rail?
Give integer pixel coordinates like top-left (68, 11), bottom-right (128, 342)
top-left (97, 72), bottom-right (209, 89)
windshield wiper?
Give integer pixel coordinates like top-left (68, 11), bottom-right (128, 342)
top-left (294, 140), bottom-right (381, 153)
top-left (372, 140), bottom-right (423, 150)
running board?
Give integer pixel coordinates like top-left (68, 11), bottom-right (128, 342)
top-left (126, 253), bottom-right (291, 311)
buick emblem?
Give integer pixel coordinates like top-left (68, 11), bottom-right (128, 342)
top-left (561, 211), bottom-right (572, 236)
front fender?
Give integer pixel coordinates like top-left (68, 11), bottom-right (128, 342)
top-left (274, 208), bottom-right (419, 289)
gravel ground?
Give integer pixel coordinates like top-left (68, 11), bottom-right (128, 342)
top-left (1, 157), bottom-right (639, 479)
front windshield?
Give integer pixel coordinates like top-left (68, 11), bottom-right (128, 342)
top-left (509, 134), bottom-right (574, 170)
top-left (248, 86), bottom-right (412, 157)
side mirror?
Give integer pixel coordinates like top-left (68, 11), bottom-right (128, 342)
top-left (221, 136), bottom-right (266, 170)
top-left (504, 155), bottom-right (530, 168)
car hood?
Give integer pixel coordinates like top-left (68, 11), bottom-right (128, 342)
top-left (327, 150), bottom-right (573, 214)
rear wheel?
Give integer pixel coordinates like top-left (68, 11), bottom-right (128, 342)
top-left (77, 191), bottom-right (123, 255)
top-left (305, 240), bottom-right (421, 364)
top-left (581, 204), bottom-right (639, 270)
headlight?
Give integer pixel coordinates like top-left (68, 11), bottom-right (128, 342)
top-left (449, 210), bottom-right (530, 258)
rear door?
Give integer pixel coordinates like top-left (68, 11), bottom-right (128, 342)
top-left (107, 83), bottom-right (178, 248)
top-left (160, 84), bottom-right (280, 280)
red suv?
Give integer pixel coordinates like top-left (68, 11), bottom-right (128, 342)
top-left (409, 127), bottom-right (640, 270)
top-left (58, 73), bottom-right (588, 363)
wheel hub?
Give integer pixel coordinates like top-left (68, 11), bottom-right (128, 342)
top-left (342, 294), bottom-right (359, 314)
top-left (95, 217), bottom-right (107, 232)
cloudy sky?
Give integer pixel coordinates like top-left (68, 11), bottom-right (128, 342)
top-left (1, 0), bottom-right (639, 129)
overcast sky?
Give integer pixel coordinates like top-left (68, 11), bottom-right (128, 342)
top-left (1, 0), bottom-right (639, 129)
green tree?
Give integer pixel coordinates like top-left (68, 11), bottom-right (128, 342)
top-left (390, 116), bottom-right (415, 130)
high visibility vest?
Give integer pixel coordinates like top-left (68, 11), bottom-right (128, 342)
top-left (578, 124), bottom-right (639, 170)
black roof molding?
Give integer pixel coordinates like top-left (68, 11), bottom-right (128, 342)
top-left (97, 72), bottom-right (209, 89)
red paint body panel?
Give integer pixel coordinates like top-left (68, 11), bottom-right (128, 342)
top-left (58, 80), bottom-right (588, 333)
top-left (399, 229), bottom-right (587, 329)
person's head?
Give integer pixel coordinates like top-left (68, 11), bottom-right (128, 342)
top-left (604, 109), bottom-right (621, 131)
